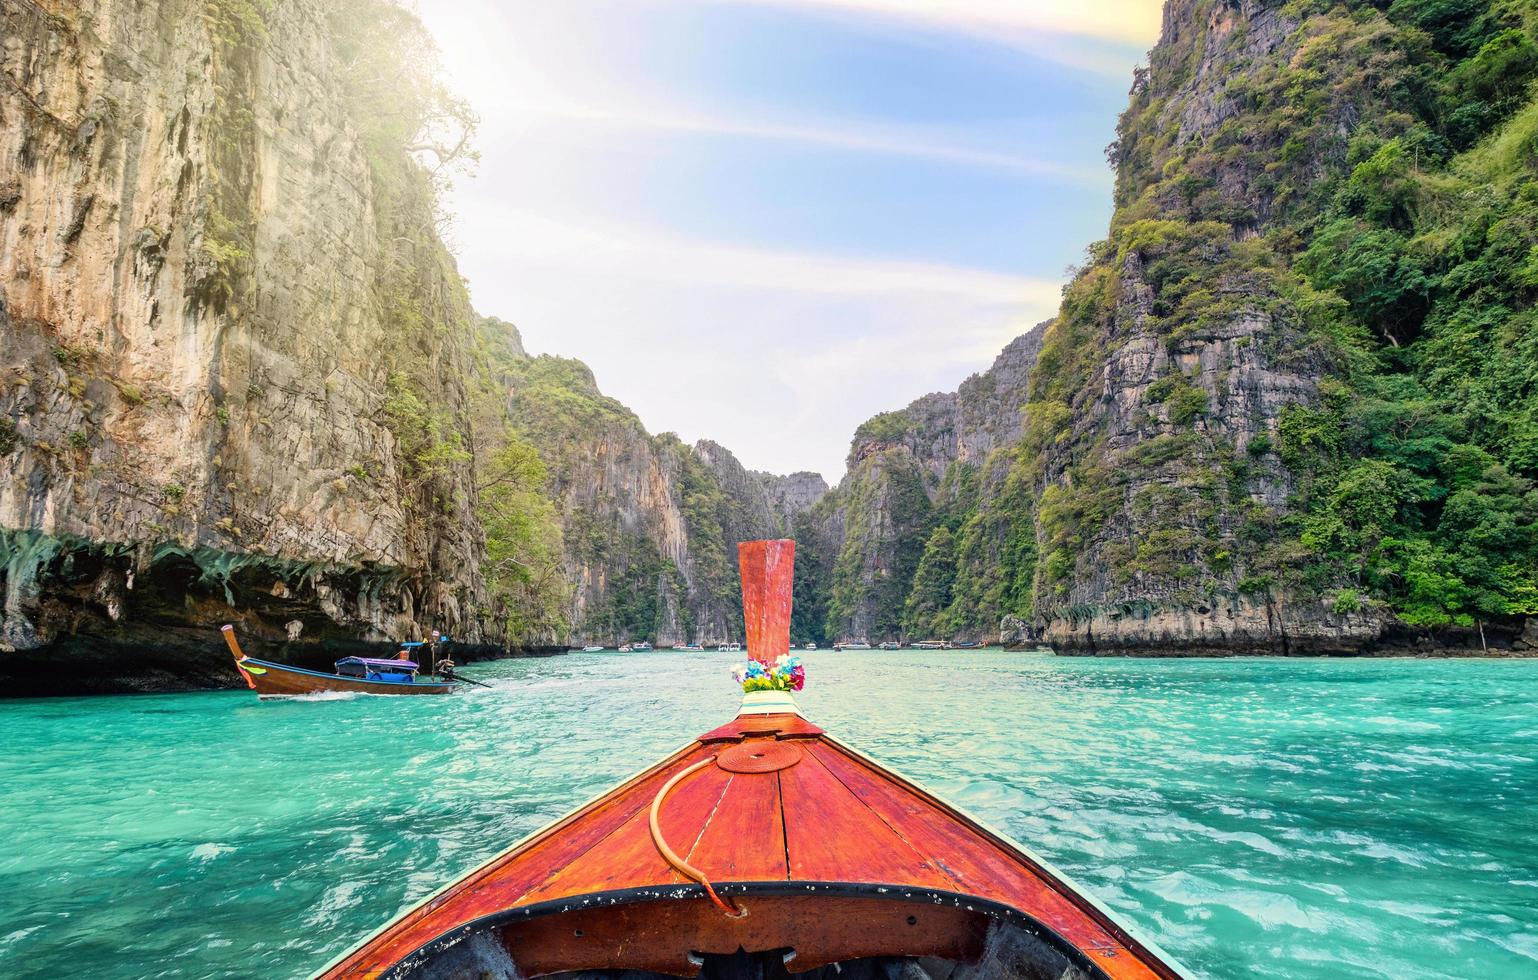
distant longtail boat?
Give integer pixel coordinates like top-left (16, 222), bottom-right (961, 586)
top-left (221, 626), bottom-right (459, 698)
top-left (316, 539), bottom-right (1187, 979)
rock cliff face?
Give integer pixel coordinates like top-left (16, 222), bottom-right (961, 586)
top-left (1025, 244), bottom-right (1336, 651)
top-left (760, 471), bottom-right (829, 528)
top-left (0, 0), bottom-right (827, 684)
top-left (805, 0), bottom-right (1538, 655)
top-left (0, 0), bottom-right (497, 686)
top-left (814, 325), bottom-right (1045, 642)
top-left (696, 441), bottom-right (827, 536)
top-left (8, 0), bottom-right (1532, 682)
top-left (484, 331), bottom-right (826, 646)
top-left (1025, 0), bottom-right (1412, 653)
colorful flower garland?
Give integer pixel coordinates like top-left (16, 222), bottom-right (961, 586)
top-left (731, 655), bottom-right (805, 693)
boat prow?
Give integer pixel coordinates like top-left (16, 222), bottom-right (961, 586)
top-left (314, 541), bottom-right (1187, 978)
top-left (318, 690), bottom-right (1184, 979)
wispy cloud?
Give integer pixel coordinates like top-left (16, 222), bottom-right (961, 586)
top-left (547, 106), bottom-right (1109, 188)
top-left (453, 206), bottom-right (1063, 476)
top-left (711, 0), bottom-right (1162, 46)
top-left (693, 0), bottom-right (1159, 72)
top-left (469, 206), bottom-right (1059, 306)
top-left (416, 0), bottom-right (1123, 477)
top-left (426, 11), bottom-right (1110, 187)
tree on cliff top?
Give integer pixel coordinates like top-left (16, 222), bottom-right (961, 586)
top-left (326, 0), bottom-right (478, 226)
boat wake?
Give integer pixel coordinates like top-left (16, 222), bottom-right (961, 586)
top-left (281, 691), bottom-right (365, 703)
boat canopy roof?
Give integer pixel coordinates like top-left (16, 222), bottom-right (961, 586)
top-left (335, 656), bottom-right (419, 670)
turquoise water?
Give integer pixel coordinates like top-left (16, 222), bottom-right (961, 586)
top-left (2, 651), bottom-right (1536, 979)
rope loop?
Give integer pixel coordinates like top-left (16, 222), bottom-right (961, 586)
top-left (648, 757), bottom-right (748, 918)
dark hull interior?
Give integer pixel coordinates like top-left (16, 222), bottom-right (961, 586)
top-left (389, 889), bottom-right (1110, 980)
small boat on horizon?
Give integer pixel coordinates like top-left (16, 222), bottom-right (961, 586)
top-left (878, 640), bottom-right (902, 650)
top-left (633, 641), bottom-right (654, 652)
top-left (803, 641), bottom-right (817, 651)
top-left (221, 626), bottom-right (459, 698)
top-left (678, 642), bottom-right (705, 652)
top-left (315, 539), bottom-right (1187, 980)
top-left (834, 640), bottom-right (871, 650)
top-left (717, 641), bottom-right (741, 652)
top-left (581, 645), bottom-right (605, 652)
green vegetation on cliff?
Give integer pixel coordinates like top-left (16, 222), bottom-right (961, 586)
top-left (826, 451), bottom-right (933, 639)
top-left (944, 461), bottom-right (1039, 633)
top-left (815, 0), bottom-right (1538, 644)
top-left (486, 342), bottom-right (672, 642)
top-left (1275, 0), bottom-right (1538, 626)
top-left (902, 525), bottom-right (957, 638)
top-left (790, 511), bottom-right (833, 646)
top-left (322, 0), bottom-right (492, 539)
top-left (471, 318), bottom-right (778, 645)
top-left (465, 319), bottom-right (570, 641)
top-left (328, 1), bottom-right (489, 577)
top-left (1052, 0), bottom-right (1538, 631)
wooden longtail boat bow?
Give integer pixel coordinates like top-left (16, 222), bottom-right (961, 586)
top-left (315, 539), bottom-right (1189, 979)
top-left (221, 626), bottom-right (460, 698)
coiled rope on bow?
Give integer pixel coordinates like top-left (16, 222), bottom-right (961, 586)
top-left (648, 757), bottom-right (747, 918)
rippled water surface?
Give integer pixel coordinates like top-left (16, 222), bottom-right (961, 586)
top-left (2, 651), bottom-right (1536, 978)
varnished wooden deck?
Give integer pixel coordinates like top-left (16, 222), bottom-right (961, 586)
top-left (320, 710), bottom-right (1181, 980)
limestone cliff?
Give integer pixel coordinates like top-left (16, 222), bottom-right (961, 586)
top-left (815, 325), bottom-right (1045, 642)
top-left (9, 0), bottom-right (1532, 685)
top-left (477, 320), bottom-right (825, 646)
top-left (808, 0), bottom-right (1538, 655)
top-left (0, 0), bottom-right (496, 688)
top-left (694, 440), bottom-right (828, 539)
top-left (1025, 0), bottom-right (1430, 653)
top-left (0, 0), bottom-right (826, 685)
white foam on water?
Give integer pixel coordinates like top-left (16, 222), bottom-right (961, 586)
top-left (191, 842), bottom-right (235, 862)
top-left (1, 926), bottom-right (44, 948)
top-left (1364, 715), bottom-right (1442, 731)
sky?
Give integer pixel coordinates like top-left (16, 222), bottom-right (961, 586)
top-left (415, 0), bottom-right (1162, 481)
